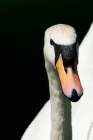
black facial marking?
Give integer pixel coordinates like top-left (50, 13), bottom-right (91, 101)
top-left (50, 38), bottom-right (78, 69)
top-left (50, 39), bottom-right (55, 45)
top-left (64, 66), bottom-right (67, 73)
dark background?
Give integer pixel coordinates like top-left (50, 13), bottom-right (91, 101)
top-left (1, 0), bottom-right (93, 140)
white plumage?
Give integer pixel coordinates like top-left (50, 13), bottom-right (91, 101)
top-left (72, 22), bottom-right (93, 140)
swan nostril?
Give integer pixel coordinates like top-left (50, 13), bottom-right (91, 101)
top-left (69, 89), bottom-right (81, 102)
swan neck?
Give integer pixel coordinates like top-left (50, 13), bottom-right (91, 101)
top-left (45, 61), bottom-right (72, 140)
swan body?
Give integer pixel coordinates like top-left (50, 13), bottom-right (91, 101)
top-left (79, 22), bottom-right (93, 70)
top-left (21, 101), bottom-right (51, 140)
top-left (72, 22), bottom-right (93, 140)
top-left (20, 23), bottom-right (93, 140)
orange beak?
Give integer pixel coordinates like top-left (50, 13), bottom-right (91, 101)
top-left (56, 54), bottom-right (83, 102)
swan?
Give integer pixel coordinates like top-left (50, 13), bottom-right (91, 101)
top-left (21, 24), bottom-right (83, 140)
top-left (72, 22), bottom-right (93, 140)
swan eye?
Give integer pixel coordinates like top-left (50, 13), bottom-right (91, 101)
top-left (50, 39), bottom-right (54, 46)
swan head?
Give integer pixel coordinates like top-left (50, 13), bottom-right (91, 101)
top-left (44, 24), bottom-right (83, 102)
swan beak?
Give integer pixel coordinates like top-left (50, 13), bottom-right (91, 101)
top-left (56, 54), bottom-right (83, 102)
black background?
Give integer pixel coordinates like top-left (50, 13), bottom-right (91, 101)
top-left (1, 1), bottom-right (93, 140)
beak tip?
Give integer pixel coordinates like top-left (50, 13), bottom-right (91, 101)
top-left (68, 89), bottom-right (83, 102)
